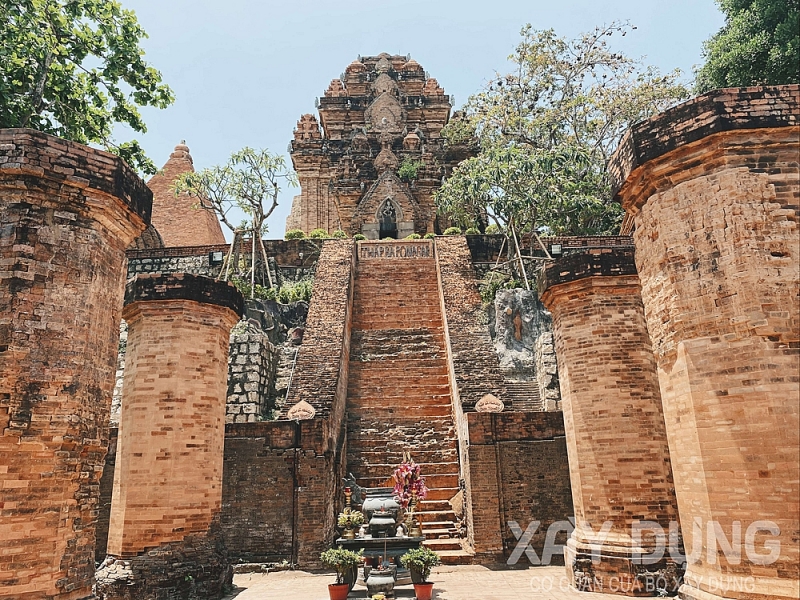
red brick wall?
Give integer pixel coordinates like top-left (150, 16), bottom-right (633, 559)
top-left (610, 86), bottom-right (799, 600)
top-left (540, 249), bottom-right (680, 594)
top-left (467, 412), bottom-right (572, 563)
top-left (108, 291), bottom-right (240, 556)
top-left (146, 144), bottom-right (226, 247)
top-left (221, 422), bottom-right (297, 562)
top-left (0, 129), bottom-right (150, 599)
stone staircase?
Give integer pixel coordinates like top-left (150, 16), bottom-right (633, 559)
top-left (503, 379), bottom-right (543, 411)
top-left (346, 243), bottom-right (472, 564)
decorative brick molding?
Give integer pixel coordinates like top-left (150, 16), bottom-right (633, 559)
top-left (614, 88), bottom-right (799, 600)
top-left (0, 128), bottom-right (150, 599)
top-left (536, 247), bottom-right (638, 292)
top-left (123, 271), bottom-right (244, 315)
top-left (608, 84), bottom-right (800, 201)
top-left (540, 249), bottom-right (681, 595)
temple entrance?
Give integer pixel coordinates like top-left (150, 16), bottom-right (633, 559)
top-left (379, 199), bottom-right (398, 239)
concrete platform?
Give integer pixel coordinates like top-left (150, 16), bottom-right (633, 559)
top-left (224, 564), bottom-right (629, 599)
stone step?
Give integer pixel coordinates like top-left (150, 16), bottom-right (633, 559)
top-left (415, 509), bottom-right (458, 523)
top-left (346, 366), bottom-right (449, 378)
top-left (423, 538), bottom-right (464, 552)
top-left (347, 406), bottom-right (452, 418)
top-left (419, 499), bottom-right (455, 511)
top-left (355, 473), bottom-right (459, 489)
top-left (350, 450), bottom-right (459, 466)
top-left (346, 394), bottom-right (453, 406)
top-left (420, 526), bottom-right (458, 538)
top-left (354, 462), bottom-right (459, 477)
top-left (428, 548), bottom-right (474, 565)
top-left (503, 379), bottom-right (543, 412)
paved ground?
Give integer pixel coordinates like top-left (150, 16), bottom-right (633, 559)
top-left (224, 565), bottom-right (625, 600)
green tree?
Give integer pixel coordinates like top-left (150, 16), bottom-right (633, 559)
top-left (437, 23), bottom-right (689, 240)
top-left (0, 0), bottom-right (174, 174)
top-left (173, 147), bottom-right (297, 296)
top-left (696, 0), bottom-right (799, 92)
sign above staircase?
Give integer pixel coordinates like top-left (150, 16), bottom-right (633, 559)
top-left (359, 240), bottom-right (433, 260)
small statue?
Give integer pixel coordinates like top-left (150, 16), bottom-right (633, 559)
top-left (396, 524), bottom-right (406, 538)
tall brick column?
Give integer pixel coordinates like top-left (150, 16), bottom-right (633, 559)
top-left (97, 273), bottom-right (242, 599)
top-left (610, 86), bottom-right (799, 600)
top-left (539, 248), bottom-right (681, 596)
top-left (0, 129), bottom-right (150, 600)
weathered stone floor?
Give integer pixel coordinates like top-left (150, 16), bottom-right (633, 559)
top-left (224, 565), bottom-right (626, 599)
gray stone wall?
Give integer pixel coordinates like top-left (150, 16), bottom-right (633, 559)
top-left (534, 332), bottom-right (561, 411)
top-left (226, 322), bottom-right (279, 423)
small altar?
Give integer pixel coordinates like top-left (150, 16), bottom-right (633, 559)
top-left (335, 535), bottom-right (423, 586)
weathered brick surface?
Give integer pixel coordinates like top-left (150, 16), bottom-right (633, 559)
top-left (467, 234), bottom-right (634, 265)
top-left (613, 92), bottom-right (799, 600)
top-left (146, 143), bottom-right (226, 247)
top-left (466, 412), bottom-right (572, 564)
top-left (284, 239), bottom-right (354, 422)
top-left (282, 240), bottom-right (354, 566)
top-left (0, 129), bottom-right (150, 599)
top-left (221, 422), bottom-right (297, 562)
top-left (435, 236), bottom-right (507, 410)
top-left (540, 249), bottom-right (681, 595)
top-left (608, 85), bottom-right (799, 199)
top-left (108, 279), bottom-right (241, 557)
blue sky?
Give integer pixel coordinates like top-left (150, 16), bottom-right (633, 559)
top-left (119, 0), bottom-right (725, 239)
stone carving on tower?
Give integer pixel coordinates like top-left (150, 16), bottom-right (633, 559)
top-left (287, 53), bottom-right (472, 238)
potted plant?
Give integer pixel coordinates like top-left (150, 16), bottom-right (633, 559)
top-left (337, 509), bottom-right (365, 539)
top-left (400, 546), bottom-right (441, 600)
top-left (320, 547), bottom-right (363, 600)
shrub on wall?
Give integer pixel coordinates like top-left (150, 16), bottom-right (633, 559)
top-left (308, 228), bottom-right (329, 239)
top-left (464, 227), bottom-right (480, 235)
top-left (405, 233), bottom-right (422, 239)
top-left (331, 230), bottom-right (348, 239)
top-left (285, 229), bottom-right (306, 240)
top-left (353, 233), bottom-right (367, 241)
top-left (423, 233), bottom-right (436, 239)
top-left (443, 227), bottom-right (462, 235)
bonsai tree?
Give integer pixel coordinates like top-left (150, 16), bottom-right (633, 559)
top-left (400, 546), bottom-right (441, 583)
top-left (320, 547), bottom-right (364, 585)
top-left (337, 510), bottom-right (365, 529)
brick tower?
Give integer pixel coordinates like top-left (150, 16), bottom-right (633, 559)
top-left (287, 53), bottom-right (471, 237)
top-left (147, 142), bottom-right (226, 247)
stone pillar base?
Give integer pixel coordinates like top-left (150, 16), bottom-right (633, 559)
top-left (96, 535), bottom-right (232, 600)
top-left (565, 538), bottom-right (683, 597)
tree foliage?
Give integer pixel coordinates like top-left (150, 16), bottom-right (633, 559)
top-left (173, 147), bottom-right (296, 238)
top-left (0, 0), bottom-right (174, 174)
top-left (696, 0), bottom-right (799, 92)
top-left (173, 147), bottom-right (297, 297)
top-left (437, 23), bottom-right (690, 237)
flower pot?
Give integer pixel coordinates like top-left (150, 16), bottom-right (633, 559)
top-left (343, 565), bottom-right (358, 592)
top-left (414, 582), bottom-right (434, 600)
top-left (328, 582), bottom-right (350, 600)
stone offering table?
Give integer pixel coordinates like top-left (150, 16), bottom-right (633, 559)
top-left (336, 536), bottom-right (423, 586)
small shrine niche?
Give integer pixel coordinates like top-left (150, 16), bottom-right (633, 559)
top-left (379, 199), bottom-right (399, 239)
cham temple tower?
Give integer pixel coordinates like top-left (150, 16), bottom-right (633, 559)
top-left (286, 53), bottom-right (470, 237)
